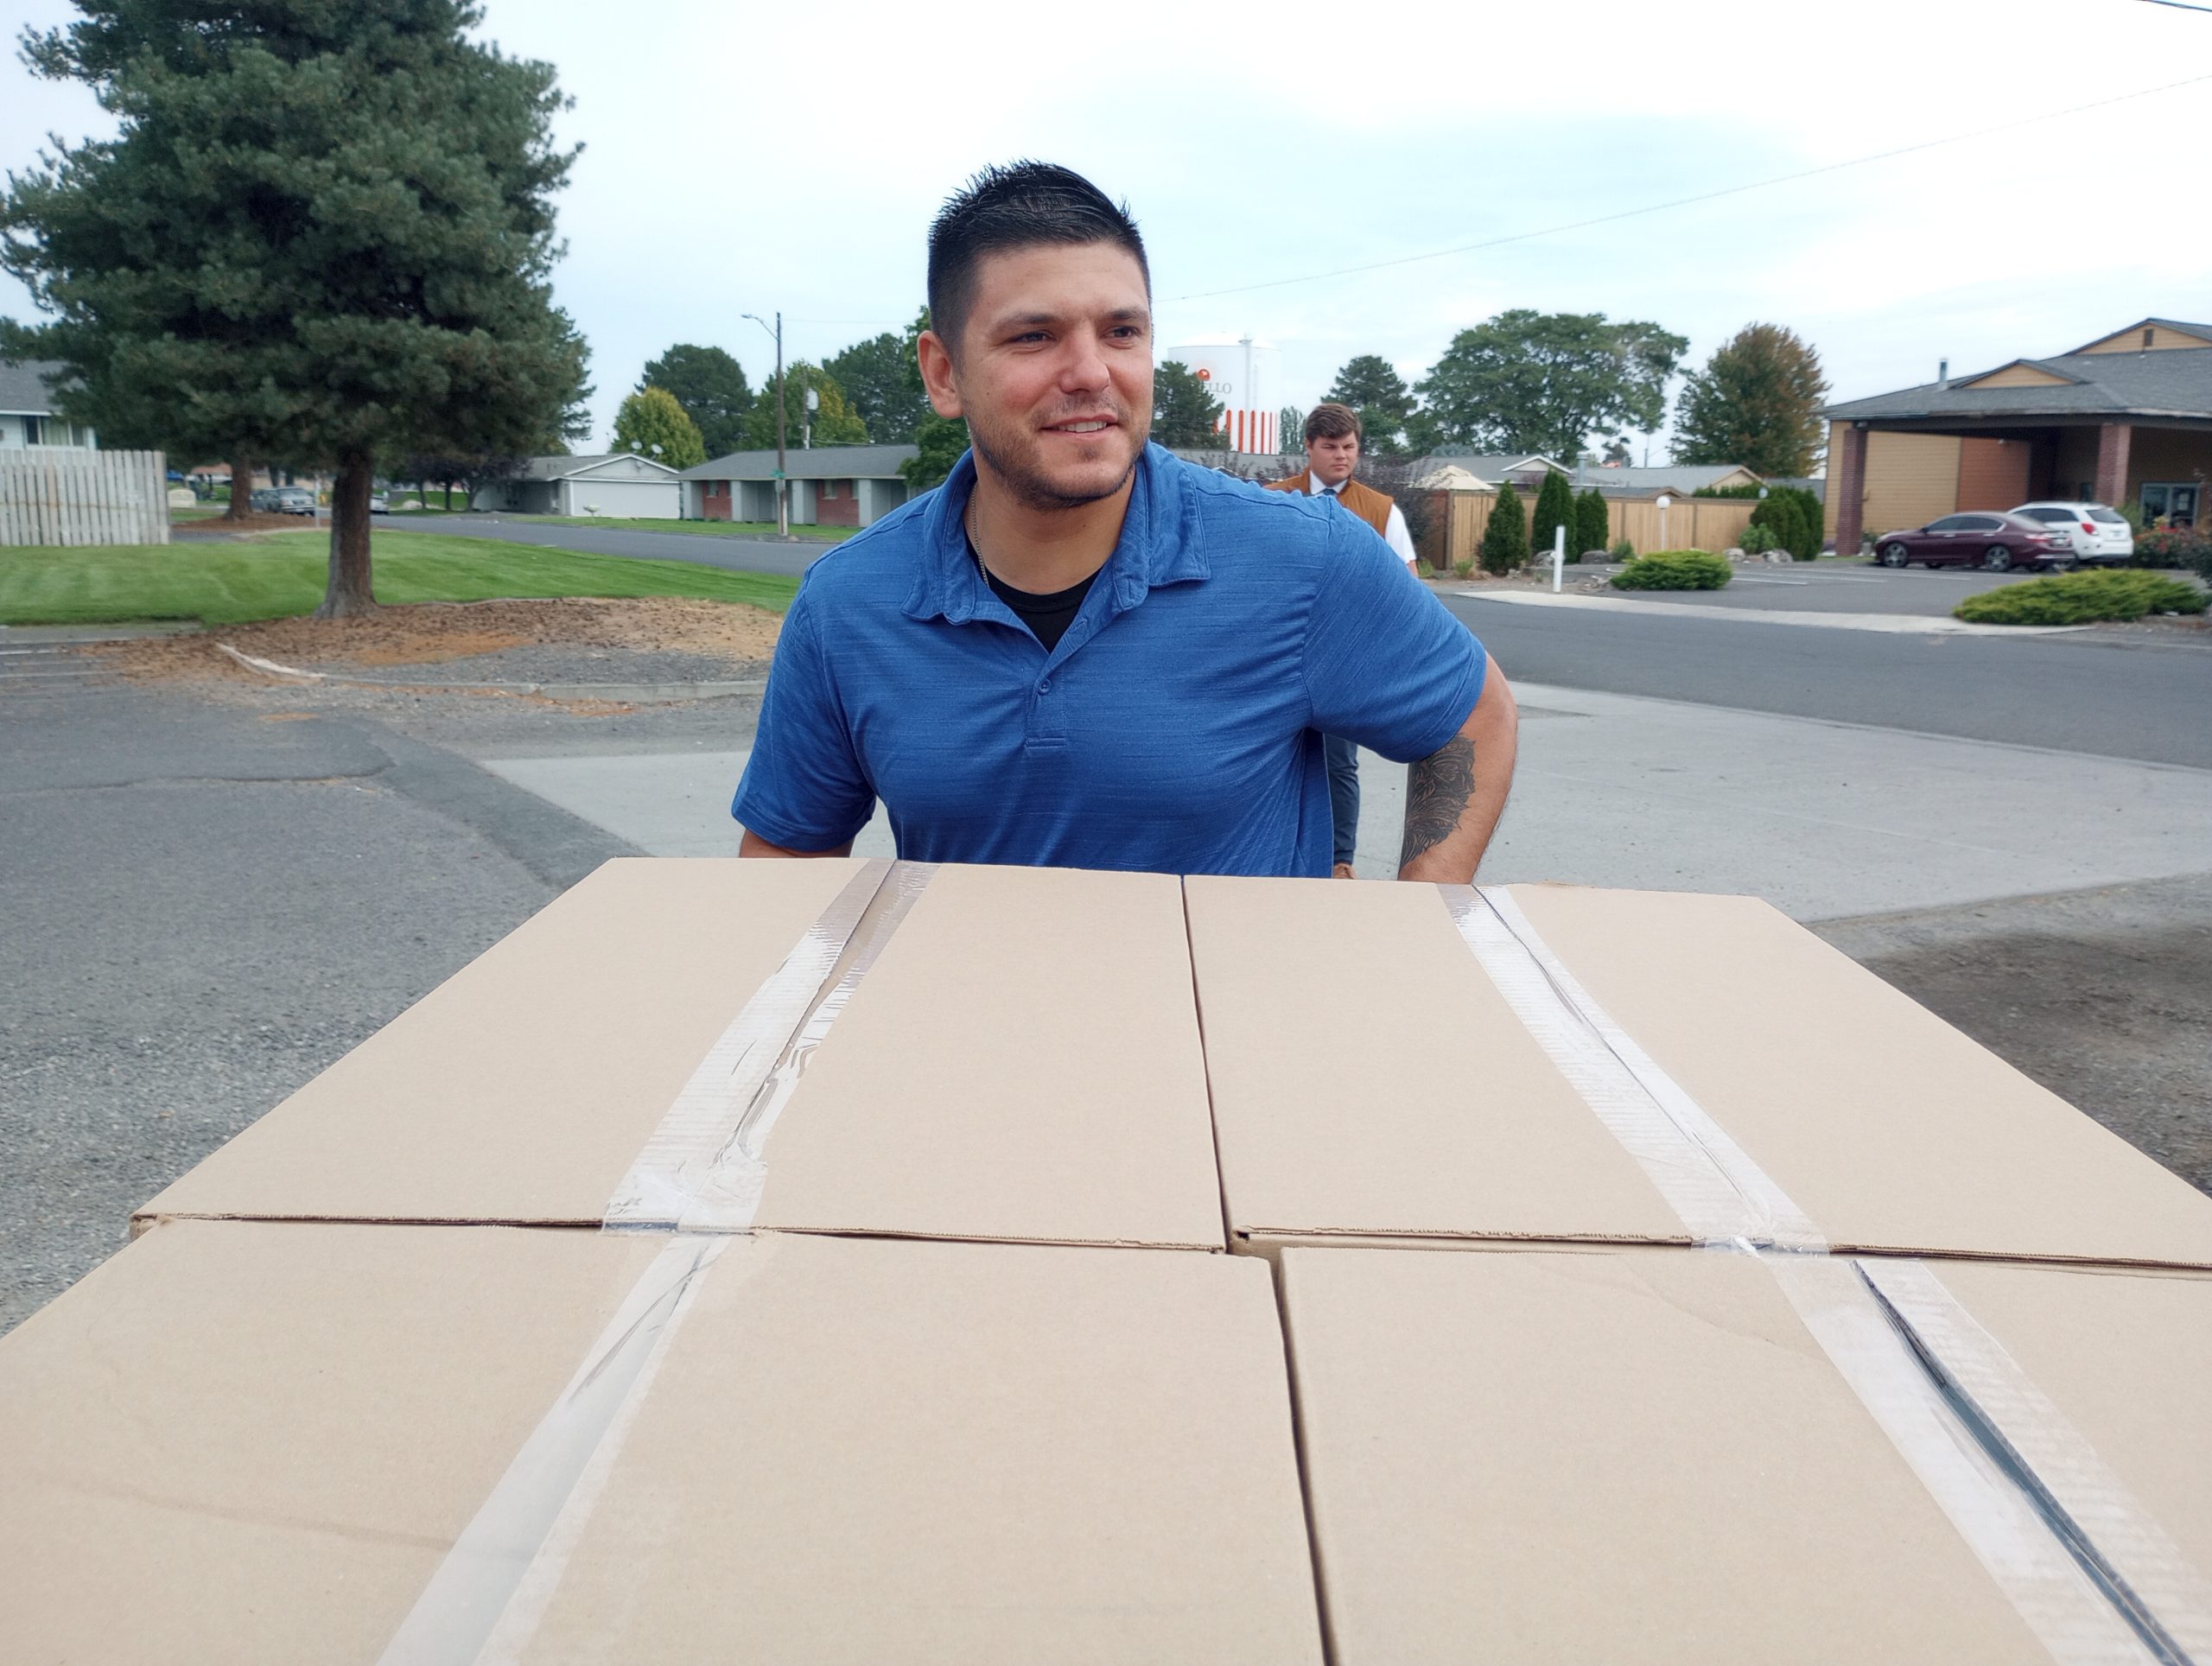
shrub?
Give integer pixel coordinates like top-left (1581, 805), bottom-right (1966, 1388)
top-left (1747, 487), bottom-right (1821, 560)
top-left (1573, 487), bottom-right (1609, 563)
top-left (1739, 523), bottom-right (1780, 556)
top-left (1955, 569), bottom-right (2207, 626)
top-left (1692, 481), bottom-right (1764, 499)
top-left (1453, 558), bottom-right (1475, 578)
top-left (1609, 536), bottom-right (1635, 563)
top-left (1612, 549), bottom-right (1732, 590)
top-left (2134, 525), bottom-right (2212, 578)
top-left (1480, 483), bottom-right (1529, 574)
top-left (1529, 470), bottom-right (1576, 562)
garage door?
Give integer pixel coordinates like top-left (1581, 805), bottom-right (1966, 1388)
top-left (563, 478), bottom-right (680, 518)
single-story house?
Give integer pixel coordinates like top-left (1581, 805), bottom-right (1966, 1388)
top-left (1824, 316), bottom-right (2212, 549)
top-left (681, 445), bottom-right (916, 528)
top-left (1569, 462), bottom-right (1764, 498)
top-left (1417, 453), bottom-right (1566, 491)
top-left (0, 359), bottom-right (97, 449)
top-left (472, 453), bottom-right (683, 518)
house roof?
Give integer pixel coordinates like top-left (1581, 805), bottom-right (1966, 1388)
top-left (515, 452), bottom-right (682, 481)
top-left (1422, 452), bottom-right (1565, 481)
top-left (1826, 347), bottom-right (2212, 423)
top-left (2065, 317), bottom-right (2212, 354)
top-left (683, 444), bottom-right (918, 481)
top-left (0, 359), bottom-right (66, 416)
top-left (1570, 463), bottom-right (1759, 493)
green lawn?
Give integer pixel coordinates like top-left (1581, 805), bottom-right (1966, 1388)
top-left (0, 530), bottom-right (800, 626)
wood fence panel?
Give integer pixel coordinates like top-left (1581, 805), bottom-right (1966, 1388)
top-left (1438, 488), bottom-right (1760, 567)
top-left (0, 448), bottom-right (168, 546)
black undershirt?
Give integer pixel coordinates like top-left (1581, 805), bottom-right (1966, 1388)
top-left (973, 537), bottom-right (1096, 653)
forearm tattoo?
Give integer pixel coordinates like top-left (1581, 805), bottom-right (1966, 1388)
top-left (1400, 734), bottom-right (1475, 868)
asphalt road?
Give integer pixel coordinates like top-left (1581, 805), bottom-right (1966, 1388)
top-left (368, 512), bottom-right (837, 578)
top-left (1446, 595), bottom-right (2212, 769)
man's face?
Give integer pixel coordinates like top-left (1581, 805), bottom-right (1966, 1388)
top-left (1306, 430), bottom-right (1359, 486)
top-left (923, 242), bottom-right (1153, 512)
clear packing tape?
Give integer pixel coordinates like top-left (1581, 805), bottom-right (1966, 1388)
top-left (385, 860), bottom-right (943, 1661)
top-left (1445, 883), bottom-right (2212, 1666)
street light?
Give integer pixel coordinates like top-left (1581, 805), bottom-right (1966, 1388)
top-left (743, 310), bottom-right (790, 537)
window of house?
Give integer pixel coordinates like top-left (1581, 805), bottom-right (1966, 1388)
top-left (2141, 483), bottom-right (2199, 528)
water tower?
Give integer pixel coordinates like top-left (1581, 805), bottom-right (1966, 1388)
top-left (1171, 334), bottom-right (1283, 455)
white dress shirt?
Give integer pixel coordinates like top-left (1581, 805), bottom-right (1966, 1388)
top-left (1306, 472), bottom-right (1419, 570)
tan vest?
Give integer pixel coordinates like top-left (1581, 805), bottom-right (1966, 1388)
top-left (1267, 469), bottom-right (1394, 537)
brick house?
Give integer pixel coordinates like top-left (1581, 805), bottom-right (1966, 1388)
top-left (1824, 317), bottom-right (2212, 550)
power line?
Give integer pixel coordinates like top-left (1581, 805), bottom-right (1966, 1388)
top-left (1171, 70), bottom-right (2212, 302)
top-left (2135, 0), bottom-right (2212, 12)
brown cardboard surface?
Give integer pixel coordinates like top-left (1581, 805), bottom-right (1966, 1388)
top-left (749, 862), bottom-right (1224, 1248)
top-left (1280, 1246), bottom-right (2057, 1664)
top-left (1922, 1258), bottom-right (2212, 1587)
top-left (1188, 874), bottom-right (2212, 1269)
top-left (0, 1223), bottom-right (1322, 1664)
top-left (1183, 874), bottom-right (1686, 1247)
top-left (135, 860), bottom-right (1224, 1250)
top-left (0, 1220), bottom-right (666, 1663)
top-left (138, 857), bottom-right (869, 1228)
top-left (1504, 883), bottom-right (2212, 1268)
top-left (505, 1233), bottom-right (1323, 1663)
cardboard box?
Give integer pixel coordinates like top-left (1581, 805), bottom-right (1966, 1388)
top-left (136, 859), bottom-right (1226, 1250)
top-left (1280, 1245), bottom-right (2212, 1665)
top-left (0, 1221), bottom-right (1325, 1663)
top-left (1186, 877), bottom-right (2212, 1269)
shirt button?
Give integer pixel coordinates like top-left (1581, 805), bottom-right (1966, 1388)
top-left (1037, 679), bottom-right (1052, 693)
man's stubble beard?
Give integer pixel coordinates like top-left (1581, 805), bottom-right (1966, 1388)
top-left (966, 401), bottom-right (1151, 514)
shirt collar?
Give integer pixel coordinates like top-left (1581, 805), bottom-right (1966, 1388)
top-left (904, 442), bottom-right (1210, 626)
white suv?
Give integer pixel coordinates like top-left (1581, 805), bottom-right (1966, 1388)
top-left (2008, 502), bottom-right (2134, 565)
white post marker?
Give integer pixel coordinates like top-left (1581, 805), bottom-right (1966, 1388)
top-left (1657, 493), bottom-right (1672, 550)
top-left (1553, 522), bottom-right (1565, 592)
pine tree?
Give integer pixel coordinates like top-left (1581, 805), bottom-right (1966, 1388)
top-left (1324, 354), bottom-right (1416, 455)
top-left (613, 387), bottom-right (706, 470)
top-left (1529, 470), bottom-right (1576, 560)
top-left (1153, 361), bottom-right (1224, 448)
top-left (1573, 487), bottom-right (1611, 562)
top-left (2, 0), bottom-right (591, 616)
top-left (1480, 483), bottom-right (1529, 575)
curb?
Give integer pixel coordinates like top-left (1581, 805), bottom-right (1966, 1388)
top-left (215, 644), bottom-right (765, 703)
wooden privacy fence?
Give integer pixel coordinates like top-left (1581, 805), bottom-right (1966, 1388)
top-left (1431, 490), bottom-right (1758, 569)
top-left (0, 448), bottom-right (169, 547)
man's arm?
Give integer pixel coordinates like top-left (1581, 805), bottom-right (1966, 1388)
top-left (1396, 661), bottom-right (1517, 883)
top-left (740, 830), bottom-right (855, 859)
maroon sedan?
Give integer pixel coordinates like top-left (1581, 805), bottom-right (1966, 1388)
top-left (1872, 512), bottom-right (2077, 572)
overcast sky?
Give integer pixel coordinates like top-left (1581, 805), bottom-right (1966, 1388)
top-left (5, 0), bottom-right (2209, 457)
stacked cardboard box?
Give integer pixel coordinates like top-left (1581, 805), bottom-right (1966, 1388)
top-left (5, 860), bottom-right (2211, 1660)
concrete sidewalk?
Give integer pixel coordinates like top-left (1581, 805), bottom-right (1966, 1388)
top-left (480, 680), bottom-right (2212, 922)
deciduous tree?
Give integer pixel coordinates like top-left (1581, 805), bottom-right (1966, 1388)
top-left (1324, 354), bottom-right (1416, 455)
top-left (1152, 359), bottom-right (1224, 448)
top-left (639, 345), bottom-right (751, 459)
top-left (2, 0), bottom-right (592, 615)
top-left (827, 328), bottom-right (930, 447)
top-left (1673, 323), bottom-right (1828, 479)
top-left (1416, 310), bottom-right (1685, 464)
top-left (613, 386), bottom-right (706, 470)
top-left (742, 361), bottom-right (867, 449)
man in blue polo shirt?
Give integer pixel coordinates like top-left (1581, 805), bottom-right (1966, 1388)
top-left (734, 161), bottom-right (1517, 880)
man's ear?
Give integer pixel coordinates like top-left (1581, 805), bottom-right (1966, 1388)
top-left (917, 329), bottom-right (964, 419)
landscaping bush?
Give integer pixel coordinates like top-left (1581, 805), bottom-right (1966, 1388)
top-left (1738, 523), bottom-right (1780, 556)
top-left (1745, 487), bottom-right (1821, 560)
top-left (1611, 549), bottom-right (1732, 590)
top-left (1529, 470), bottom-right (1575, 563)
top-left (1479, 482), bottom-right (1529, 574)
top-left (1573, 487), bottom-right (1609, 563)
top-left (1609, 536), bottom-right (1635, 563)
top-left (1955, 570), bottom-right (2206, 626)
top-left (2133, 525), bottom-right (2212, 578)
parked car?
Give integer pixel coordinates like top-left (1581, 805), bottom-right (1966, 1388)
top-left (249, 486), bottom-right (318, 516)
top-left (1872, 512), bottom-right (2077, 572)
top-left (368, 491), bottom-right (389, 513)
top-left (2007, 501), bottom-right (2134, 564)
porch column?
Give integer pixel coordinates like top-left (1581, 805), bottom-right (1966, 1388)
top-left (1833, 423), bottom-right (1867, 556)
top-left (2094, 423), bottom-right (2132, 509)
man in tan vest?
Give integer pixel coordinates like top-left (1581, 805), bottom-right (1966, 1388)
top-left (1268, 403), bottom-right (1420, 875)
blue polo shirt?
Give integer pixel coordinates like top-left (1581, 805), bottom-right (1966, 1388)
top-left (732, 444), bottom-right (1486, 877)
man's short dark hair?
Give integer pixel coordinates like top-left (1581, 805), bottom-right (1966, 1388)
top-left (927, 162), bottom-right (1150, 356)
top-left (1306, 403), bottom-right (1362, 445)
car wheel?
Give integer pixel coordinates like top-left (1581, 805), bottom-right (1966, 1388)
top-left (1982, 545), bottom-right (2014, 572)
top-left (1878, 544), bottom-right (1910, 568)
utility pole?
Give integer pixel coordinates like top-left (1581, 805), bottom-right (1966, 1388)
top-left (745, 309), bottom-right (790, 537)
